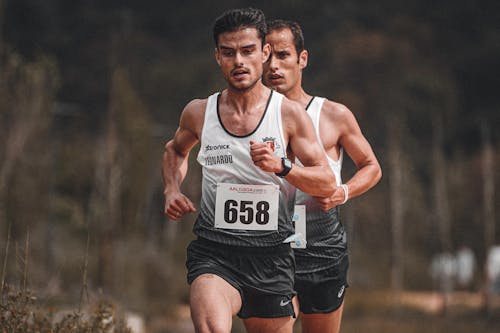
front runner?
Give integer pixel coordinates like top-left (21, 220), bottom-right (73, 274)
top-left (162, 8), bottom-right (336, 333)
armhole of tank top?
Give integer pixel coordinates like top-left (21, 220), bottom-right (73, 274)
top-left (317, 98), bottom-right (343, 166)
top-left (200, 92), bottom-right (219, 148)
top-left (335, 147), bottom-right (344, 185)
top-left (315, 98), bottom-right (329, 156)
top-left (275, 93), bottom-right (287, 158)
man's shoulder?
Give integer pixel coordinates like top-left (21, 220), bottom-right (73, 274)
top-left (318, 98), bottom-right (364, 134)
top-left (280, 93), bottom-right (303, 114)
top-left (179, 96), bottom-right (212, 133)
top-left (321, 98), bottom-right (350, 114)
top-left (184, 97), bottom-right (210, 113)
top-left (319, 98), bottom-right (353, 122)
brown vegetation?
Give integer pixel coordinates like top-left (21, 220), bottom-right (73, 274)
top-left (0, 284), bottom-right (131, 333)
top-left (0, 1), bottom-right (499, 332)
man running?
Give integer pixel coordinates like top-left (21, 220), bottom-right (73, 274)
top-left (264, 20), bottom-right (382, 333)
top-left (163, 9), bottom-right (337, 333)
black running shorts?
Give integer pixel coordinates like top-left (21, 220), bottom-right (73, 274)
top-left (186, 237), bottom-right (296, 319)
top-left (294, 255), bottom-right (349, 314)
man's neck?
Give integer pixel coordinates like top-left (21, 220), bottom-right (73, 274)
top-left (225, 82), bottom-right (270, 114)
top-left (284, 84), bottom-right (311, 110)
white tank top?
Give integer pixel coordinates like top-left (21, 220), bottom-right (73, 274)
top-left (306, 97), bottom-right (343, 185)
top-left (294, 97), bottom-right (347, 271)
top-left (194, 90), bottom-right (296, 247)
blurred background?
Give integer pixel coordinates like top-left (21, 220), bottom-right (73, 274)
top-left (0, 0), bottom-right (498, 332)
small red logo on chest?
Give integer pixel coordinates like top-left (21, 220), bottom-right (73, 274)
top-left (262, 137), bottom-right (276, 152)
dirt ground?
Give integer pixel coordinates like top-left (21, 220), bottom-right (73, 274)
top-left (156, 290), bottom-right (500, 333)
top-left (334, 290), bottom-right (500, 333)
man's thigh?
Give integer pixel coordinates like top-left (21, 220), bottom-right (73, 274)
top-left (243, 314), bottom-right (296, 333)
top-left (190, 273), bottom-right (242, 333)
top-left (300, 301), bottom-right (345, 333)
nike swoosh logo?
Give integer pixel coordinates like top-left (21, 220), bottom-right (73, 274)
top-left (337, 285), bottom-right (345, 298)
top-left (280, 299), bottom-right (291, 306)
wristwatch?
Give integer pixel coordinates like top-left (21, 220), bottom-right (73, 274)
top-left (275, 157), bottom-right (292, 178)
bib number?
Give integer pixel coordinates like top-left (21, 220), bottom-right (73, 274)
top-left (291, 205), bottom-right (307, 248)
top-left (215, 183), bottom-right (279, 230)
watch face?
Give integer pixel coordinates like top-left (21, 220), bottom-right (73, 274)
top-left (276, 157), bottom-right (292, 177)
top-left (284, 158), bottom-right (292, 169)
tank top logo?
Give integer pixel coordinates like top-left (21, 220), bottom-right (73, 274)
top-left (262, 137), bottom-right (281, 152)
top-left (203, 144), bottom-right (233, 166)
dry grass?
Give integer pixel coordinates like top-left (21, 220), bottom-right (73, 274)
top-left (0, 284), bottom-right (131, 333)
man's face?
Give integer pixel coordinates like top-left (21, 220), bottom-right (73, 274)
top-left (215, 28), bottom-right (270, 92)
top-left (263, 28), bottom-right (307, 95)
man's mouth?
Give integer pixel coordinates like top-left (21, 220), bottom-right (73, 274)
top-left (268, 73), bottom-right (283, 82)
top-left (232, 69), bottom-right (249, 78)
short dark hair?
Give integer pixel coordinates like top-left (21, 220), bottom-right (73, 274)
top-left (267, 19), bottom-right (305, 55)
top-left (213, 8), bottom-right (267, 47)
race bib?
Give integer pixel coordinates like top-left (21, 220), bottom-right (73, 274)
top-left (291, 205), bottom-right (306, 248)
top-left (214, 183), bottom-right (279, 231)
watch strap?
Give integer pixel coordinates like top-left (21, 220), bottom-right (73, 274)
top-left (275, 157), bottom-right (292, 177)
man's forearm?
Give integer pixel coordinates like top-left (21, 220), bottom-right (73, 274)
top-left (285, 164), bottom-right (337, 197)
top-left (344, 163), bottom-right (382, 199)
top-left (162, 140), bottom-right (189, 194)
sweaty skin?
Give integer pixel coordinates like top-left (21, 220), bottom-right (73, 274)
top-left (163, 25), bottom-right (337, 333)
top-left (264, 26), bottom-right (382, 333)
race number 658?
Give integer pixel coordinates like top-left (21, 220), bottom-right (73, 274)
top-left (215, 183), bottom-right (279, 231)
top-left (224, 200), bottom-right (270, 225)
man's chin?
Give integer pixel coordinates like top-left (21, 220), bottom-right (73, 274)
top-left (228, 79), bottom-right (258, 92)
top-left (267, 83), bottom-right (285, 94)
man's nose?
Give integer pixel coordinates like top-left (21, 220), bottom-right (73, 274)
top-left (268, 55), bottom-right (279, 69)
top-left (235, 51), bottom-right (244, 65)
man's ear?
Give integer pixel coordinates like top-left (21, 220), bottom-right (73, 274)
top-left (299, 49), bottom-right (308, 69)
top-left (215, 47), bottom-right (221, 66)
top-left (262, 43), bottom-right (271, 63)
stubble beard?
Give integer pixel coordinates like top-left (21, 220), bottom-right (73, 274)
top-left (227, 76), bottom-right (260, 93)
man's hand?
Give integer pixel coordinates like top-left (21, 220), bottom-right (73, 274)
top-left (314, 186), bottom-right (345, 211)
top-left (249, 140), bottom-right (282, 173)
top-left (164, 191), bottom-right (196, 221)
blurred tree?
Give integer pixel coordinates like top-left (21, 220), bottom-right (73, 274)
top-left (0, 1), bottom-right (498, 310)
top-left (388, 117), bottom-right (405, 291)
top-left (431, 115), bottom-right (452, 253)
top-left (87, 64), bottom-right (154, 291)
top-left (0, 52), bottom-right (58, 235)
top-left (481, 122), bottom-right (495, 255)
top-left (482, 156), bottom-right (495, 313)
top-left (0, 0), bottom-right (4, 59)
top-left (0, 50), bottom-right (58, 288)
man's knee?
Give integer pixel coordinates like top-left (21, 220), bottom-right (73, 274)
top-left (189, 274), bottom-right (241, 333)
top-left (190, 295), bottom-right (234, 333)
top-left (192, 319), bottom-right (231, 333)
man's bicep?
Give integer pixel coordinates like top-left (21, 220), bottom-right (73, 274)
top-left (172, 126), bottom-right (199, 157)
top-left (289, 112), bottom-right (325, 167)
top-left (340, 114), bottom-right (378, 168)
top-left (171, 100), bottom-right (204, 156)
